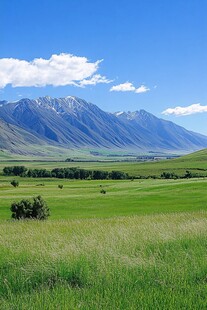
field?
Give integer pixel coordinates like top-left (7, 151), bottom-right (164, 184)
top-left (1, 177), bottom-right (207, 220)
top-left (0, 153), bottom-right (207, 309)
top-left (0, 147), bottom-right (207, 178)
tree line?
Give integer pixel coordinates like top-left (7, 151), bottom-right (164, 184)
top-left (3, 165), bottom-right (205, 180)
top-left (3, 166), bottom-right (129, 180)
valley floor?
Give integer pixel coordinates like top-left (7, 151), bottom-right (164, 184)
top-left (0, 176), bottom-right (207, 309)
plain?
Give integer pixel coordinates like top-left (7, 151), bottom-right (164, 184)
top-left (0, 154), bottom-right (207, 309)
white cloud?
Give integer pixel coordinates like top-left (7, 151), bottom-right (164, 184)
top-left (79, 74), bottom-right (112, 87)
top-left (110, 82), bottom-right (136, 92)
top-left (0, 53), bottom-right (111, 88)
top-left (135, 85), bottom-right (150, 94)
top-left (162, 103), bottom-right (207, 116)
top-left (110, 82), bottom-right (150, 93)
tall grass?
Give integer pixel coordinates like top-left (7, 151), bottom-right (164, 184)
top-left (1, 212), bottom-right (207, 309)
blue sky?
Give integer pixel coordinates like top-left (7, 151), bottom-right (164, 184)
top-left (0, 0), bottom-right (207, 134)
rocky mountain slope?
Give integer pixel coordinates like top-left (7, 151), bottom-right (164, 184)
top-left (0, 96), bottom-right (207, 153)
top-left (0, 118), bottom-right (46, 154)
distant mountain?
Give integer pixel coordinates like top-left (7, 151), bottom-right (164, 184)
top-left (114, 110), bottom-right (207, 151)
top-left (0, 118), bottom-right (46, 154)
top-left (0, 96), bottom-right (207, 154)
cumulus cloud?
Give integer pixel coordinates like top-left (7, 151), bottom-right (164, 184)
top-left (162, 103), bottom-right (207, 116)
top-left (135, 85), bottom-right (150, 93)
top-left (0, 53), bottom-right (111, 88)
top-left (110, 82), bottom-right (136, 92)
top-left (79, 74), bottom-right (112, 86)
top-left (110, 82), bottom-right (150, 93)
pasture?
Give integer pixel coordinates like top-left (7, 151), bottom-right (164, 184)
top-left (0, 147), bottom-right (207, 178)
top-left (0, 177), bottom-right (207, 220)
top-left (0, 155), bottom-right (207, 309)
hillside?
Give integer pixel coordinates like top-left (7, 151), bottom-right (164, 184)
top-left (0, 119), bottom-right (46, 155)
top-left (175, 148), bottom-right (207, 162)
top-left (0, 119), bottom-right (76, 158)
top-left (101, 147), bottom-right (207, 178)
top-left (1, 96), bottom-right (207, 154)
top-left (115, 110), bottom-right (207, 151)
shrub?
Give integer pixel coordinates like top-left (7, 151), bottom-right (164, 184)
top-left (100, 189), bottom-right (106, 194)
top-left (161, 172), bottom-right (178, 179)
top-left (58, 184), bottom-right (63, 189)
top-left (11, 180), bottom-right (19, 187)
top-left (10, 195), bottom-right (50, 220)
top-left (184, 170), bottom-right (193, 178)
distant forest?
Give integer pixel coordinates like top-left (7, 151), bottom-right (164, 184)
top-left (3, 165), bottom-right (203, 180)
top-left (3, 166), bottom-right (129, 180)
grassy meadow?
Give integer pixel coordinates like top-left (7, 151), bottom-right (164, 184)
top-left (0, 152), bottom-right (207, 309)
top-left (1, 212), bottom-right (207, 309)
top-left (1, 177), bottom-right (207, 220)
top-left (0, 147), bottom-right (207, 178)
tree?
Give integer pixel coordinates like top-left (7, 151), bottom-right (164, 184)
top-left (161, 172), bottom-right (178, 179)
top-left (12, 166), bottom-right (27, 176)
top-left (93, 170), bottom-right (109, 180)
top-left (10, 195), bottom-right (50, 220)
top-left (184, 170), bottom-right (193, 178)
top-left (3, 166), bottom-right (13, 175)
top-left (11, 180), bottom-right (19, 187)
top-left (11, 199), bottom-right (32, 219)
top-left (31, 196), bottom-right (50, 220)
top-left (109, 171), bottom-right (128, 180)
top-left (3, 166), bottom-right (27, 176)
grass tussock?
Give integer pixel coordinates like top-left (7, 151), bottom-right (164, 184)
top-left (0, 212), bottom-right (207, 309)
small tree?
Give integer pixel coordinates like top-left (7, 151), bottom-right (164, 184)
top-left (10, 195), bottom-right (50, 220)
top-left (11, 180), bottom-right (19, 187)
top-left (58, 184), bottom-right (63, 189)
top-left (184, 170), bottom-right (193, 178)
top-left (31, 196), bottom-right (50, 220)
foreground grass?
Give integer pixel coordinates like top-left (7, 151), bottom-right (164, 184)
top-left (0, 212), bottom-right (207, 309)
top-left (1, 169), bottom-right (207, 308)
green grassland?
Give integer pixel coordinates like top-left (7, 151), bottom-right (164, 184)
top-left (1, 150), bottom-right (207, 308)
top-left (0, 177), bottom-right (207, 220)
top-left (1, 211), bottom-right (207, 309)
top-left (0, 148), bottom-right (207, 178)
top-left (0, 145), bottom-right (162, 162)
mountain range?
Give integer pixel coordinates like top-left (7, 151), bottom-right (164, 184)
top-left (0, 96), bottom-right (207, 155)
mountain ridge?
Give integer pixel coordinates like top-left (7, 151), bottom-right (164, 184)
top-left (0, 96), bottom-right (207, 154)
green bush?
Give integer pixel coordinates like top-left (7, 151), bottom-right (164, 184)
top-left (10, 195), bottom-right (50, 220)
top-left (161, 172), bottom-right (178, 179)
top-left (11, 180), bottom-right (19, 187)
top-left (184, 170), bottom-right (193, 178)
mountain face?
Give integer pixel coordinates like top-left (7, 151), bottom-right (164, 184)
top-left (0, 118), bottom-right (45, 154)
top-left (114, 110), bottom-right (207, 151)
top-left (0, 96), bottom-right (207, 153)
